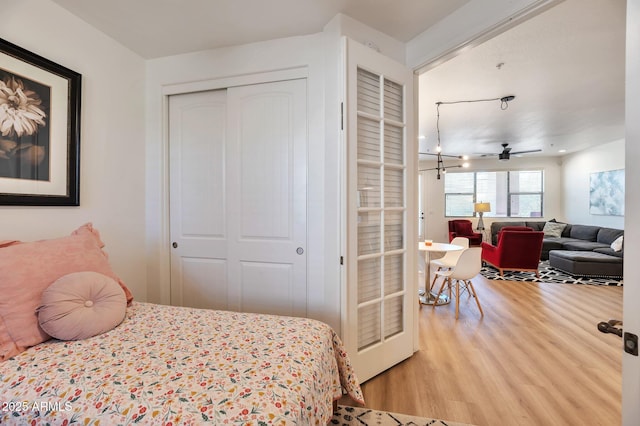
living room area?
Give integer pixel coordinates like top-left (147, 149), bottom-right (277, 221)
top-left (401, 1), bottom-right (628, 423)
top-left (417, 0), bottom-right (625, 281)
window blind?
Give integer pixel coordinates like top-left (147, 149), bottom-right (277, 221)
top-left (355, 67), bottom-right (406, 351)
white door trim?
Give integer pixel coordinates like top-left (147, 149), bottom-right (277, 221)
top-left (162, 67), bottom-right (309, 96)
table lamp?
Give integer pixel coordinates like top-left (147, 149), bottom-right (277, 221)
top-left (474, 202), bottom-right (491, 231)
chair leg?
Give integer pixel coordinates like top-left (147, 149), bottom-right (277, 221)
top-left (432, 277), bottom-right (448, 310)
top-left (430, 268), bottom-right (441, 291)
top-left (455, 279), bottom-right (460, 319)
top-left (467, 279), bottom-right (484, 317)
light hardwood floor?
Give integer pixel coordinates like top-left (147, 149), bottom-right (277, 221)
top-left (341, 275), bottom-right (623, 426)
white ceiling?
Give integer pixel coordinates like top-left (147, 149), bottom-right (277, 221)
top-left (50, 0), bottom-right (625, 161)
top-left (419, 0), bottom-right (626, 160)
top-left (50, 0), bottom-right (470, 59)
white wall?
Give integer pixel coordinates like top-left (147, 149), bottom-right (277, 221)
top-left (1, 0), bottom-right (147, 299)
top-left (561, 139), bottom-right (625, 229)
top-left (324, 14), bottom-right (405, 64)
top-left (420, 155), bottom-right (564, 243)
top-left (144, 34), bottom-right (344, 328)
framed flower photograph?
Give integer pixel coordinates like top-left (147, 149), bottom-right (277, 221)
top-left (0, 37), bottom-right (81, 206)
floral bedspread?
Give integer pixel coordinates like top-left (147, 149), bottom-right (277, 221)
top-left (0, 302), bottom-right (364, 425)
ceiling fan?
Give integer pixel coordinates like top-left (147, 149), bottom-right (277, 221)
top-left (482, 143), bottom-right (542, 161)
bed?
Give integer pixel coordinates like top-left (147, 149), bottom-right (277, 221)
top-left (0, 302), bottom-right (363, 424)
top-left (0, 224), bottom-right (364, 424)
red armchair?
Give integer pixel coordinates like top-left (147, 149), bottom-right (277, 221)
top-left (481, 230), bottom-right (544, 277)
top-left (448, 220), bottom-right (482, 246)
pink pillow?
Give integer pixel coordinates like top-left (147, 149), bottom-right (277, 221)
top-left (38, 272), bottom-right (127, 340)
top-left (454, 221), bottom-right (474, 235)
top-left (0, 223), bottom-right (133, 361)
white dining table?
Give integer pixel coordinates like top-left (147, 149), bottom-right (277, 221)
top-left (418, 241), bottom-right (464, 305)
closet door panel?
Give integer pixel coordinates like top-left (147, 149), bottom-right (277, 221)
top-left (169, 90), bottom-right (229, 307)
top-left (226, 79), bottom-right (308, 317)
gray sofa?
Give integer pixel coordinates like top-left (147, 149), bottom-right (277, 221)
top-left (489, 220), bottom-right (623, 277)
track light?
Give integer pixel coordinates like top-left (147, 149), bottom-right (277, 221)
top-left (420, 95), bottom-right (516, 179)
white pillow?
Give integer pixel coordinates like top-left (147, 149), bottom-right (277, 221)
top-left (611, 235), bottom-right (624, 252)
top-left (542, 221), bottom-right (566, 238)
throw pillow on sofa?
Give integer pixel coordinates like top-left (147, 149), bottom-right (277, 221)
top-left (543, 221), bottom-right (566, 238)
top-left (611, 235), bottom-right (624, 252)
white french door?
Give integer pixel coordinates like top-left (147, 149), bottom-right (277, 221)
top-left (343, 38), bottom-right (417, 382)
top-left (169, 79), bottom-right (308, 317)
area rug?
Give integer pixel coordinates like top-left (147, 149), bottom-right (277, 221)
top-left (331, 405), bottom-right (475, 426)
top-left (480, 260), bottom-right (623, 286)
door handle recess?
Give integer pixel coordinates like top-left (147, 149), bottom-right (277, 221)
top-left (296, 247), bottom-right (304, 255)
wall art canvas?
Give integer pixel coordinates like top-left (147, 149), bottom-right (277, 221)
top-left (589, 169), bottom-right (624, 216)
top-left (0, 37), bottom-right (81, 205)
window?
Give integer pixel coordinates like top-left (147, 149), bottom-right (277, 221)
top-left (444, 170), bottom-right (543, 217)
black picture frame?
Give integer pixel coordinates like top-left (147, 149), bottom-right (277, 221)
top-left (0, 37), bottom-right (81, 206)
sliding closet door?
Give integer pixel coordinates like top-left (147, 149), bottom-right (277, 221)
top-left (169, 79), bottom-right (308, 317)
top-left (344, 38), bottom-right (416, 383)
top-left (226, 79), bottom-right (308, 317)
top-left (169, 90), bottom-right (228, 310)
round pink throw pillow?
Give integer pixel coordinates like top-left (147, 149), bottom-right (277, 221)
top-left (38, 271), bottom-right (127, 340)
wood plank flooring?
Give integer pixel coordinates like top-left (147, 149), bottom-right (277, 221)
top-left (341, 275), bottom-right (623, 426)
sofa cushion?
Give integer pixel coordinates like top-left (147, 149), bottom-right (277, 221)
top-left (597, 228), bottom-right (624, 245)
top-left (549, 250), bottom-right (623, 277)
top-left (543, 221), bottom-right (567, 238)
top-left (594, 247), bottom-right (624, 258)
top-left (542, 238), bottom-right (565, 251)
top-left (562, 240), bottom-right (609, 251)
top-left (569, 225), bottom-right (600, 241)
top-left (525, 221), bottom-right (546, 231)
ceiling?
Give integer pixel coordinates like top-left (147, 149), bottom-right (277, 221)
top-left (418, 0), bottom-right (626, 160)
top-left (50, 0), bottom-right (625, 161)
top-left (50, 0), bottom-right (470, 59)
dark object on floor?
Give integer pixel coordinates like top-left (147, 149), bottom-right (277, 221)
top-left (598, 319), bottom-right (623, 337)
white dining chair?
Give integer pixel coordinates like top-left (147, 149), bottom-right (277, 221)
top-left (432, 247), bottom-right (484, 319)
top-left (429, 237), bottom-right (469, 290)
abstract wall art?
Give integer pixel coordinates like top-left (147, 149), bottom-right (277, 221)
top-left (589, 169), bottom-right (625, 216)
